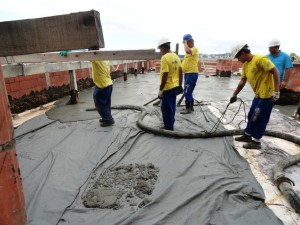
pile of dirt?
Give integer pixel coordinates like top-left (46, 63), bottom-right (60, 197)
top-left (9, 78), bottom-right (94, 114)
top-left (82, 163), bottom-right (159, 210)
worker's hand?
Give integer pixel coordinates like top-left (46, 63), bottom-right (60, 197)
top-left (229, 95), bottom-right (237, 104)
top-left (273, 92), bottom-right (280, 101)
top-left (280, 81), bottom-right (287, 89)
top-left (158, 90), bottom-right (163, 99)
top-left (59, 50), bottom-right (74, 56)
top-left (59, 50), bottom-right (69, 56)
top-left (178, 86), bottom-right (184, 95)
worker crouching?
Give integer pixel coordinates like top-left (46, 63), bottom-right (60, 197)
top-left (157, 38), bottom-right (183, 130)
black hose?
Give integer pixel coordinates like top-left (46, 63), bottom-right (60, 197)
top-left (112, 104), bottom-right (300, 213)
top-left (112, 105), bottom-right (300, 142)
top-left (272, 153), bottom-right (300, 213)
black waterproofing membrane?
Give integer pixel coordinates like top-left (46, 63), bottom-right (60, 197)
top-left (15, 74), bottom-right (297, 225)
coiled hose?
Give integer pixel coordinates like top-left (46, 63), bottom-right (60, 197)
top-left (112, 104), bottom-right (300, 213)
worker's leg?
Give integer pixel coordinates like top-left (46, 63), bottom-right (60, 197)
top-left (235, 98), bottom-right (258, 142)
top-left (183, 73), bottom-right (198, 103)
top-left (189, 73), bottom-right (198, 111)
top-left (161, 88), bottom-right (177, 130)
top-left (93, 85), bottom-right (114, 122)
top-left (245, 97), bottom-right (274, 140)
top-left (181, 74), bottom-right (194, 114)
top-left (188, 73), bottom-right (199, 96)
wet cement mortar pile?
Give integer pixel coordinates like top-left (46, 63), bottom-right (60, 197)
top-left (82, 163), bottom-right (160, 210)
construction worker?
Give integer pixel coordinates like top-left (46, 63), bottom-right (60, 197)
top-left (267, 39), bottom-right (293, 89)
top-left (89, 47), bottom-right (115, 127)
top-left (180, 34), bottom-right (199, 114)
top-left (230, 43), bottom-right (280, 149)
top-left (59, 48), bottom-right (114, 126)
top-left (157, 38), bottom-right (183, 130)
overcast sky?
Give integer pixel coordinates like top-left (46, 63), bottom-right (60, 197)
top-left (0, 0), bottom-right (298, 55)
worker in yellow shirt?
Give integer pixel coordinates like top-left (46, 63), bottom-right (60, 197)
top-left (91, 58), bottom-right (114, 126)
top-left (157, 38), bottom-right (183, 130)
top-left (59, 48), bottom-right (114, 126)
top-left (181, 34), bottom-right (199, 114)
top-left (230, 43), bottom-right (280, 149)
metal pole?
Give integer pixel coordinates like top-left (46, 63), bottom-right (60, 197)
top-left (143, 97), bottom-right (159, 106)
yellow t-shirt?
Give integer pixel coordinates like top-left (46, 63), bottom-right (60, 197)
top-left (242, 55), bottom-right (275, 98)
top-left (160, 52), bottom-right (181, 91)
top-left (182, 47), bottom-right (199, 73)
top-left (91, 60), bottom-right (112, 89)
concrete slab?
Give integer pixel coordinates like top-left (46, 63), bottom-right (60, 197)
top-left (14, 73), bottom-right (300, 225)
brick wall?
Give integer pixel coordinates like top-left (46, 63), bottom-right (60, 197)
top-left (287, 64), bottom-right (300, 92)
top-left (49, 71), bottom-right (69, 87)
top-left (5, 69), bottom-right (92, 100)
top-left (75, 68), bottom-right (91, 80)
top-left (5, 74), bottom-right (47, 99)
top-left (216, 59), bottom-right (242, 72)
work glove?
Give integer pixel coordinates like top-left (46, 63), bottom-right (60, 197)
top-left (178, 86), bottom-right (184, 95)
top-left (273, 92), bottom-right (280, 101)
top-left (229, 95), bottom-right (237, 104)
top-left (158, 90), bottom-right (163, 99)
top-left (59, 50), bottom-right (73, 56)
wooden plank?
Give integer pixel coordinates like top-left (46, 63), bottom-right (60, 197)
top-left (2, 62), bottom-right (91, 77)
top-left (0, 49), bottom-right (161, 64)
top-left (0, 10), bottom-right (104, 57)
top-left (2, 60), bottom-right (146, 77)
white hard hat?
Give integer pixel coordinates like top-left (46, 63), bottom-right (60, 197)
top-left (231, 43), bottom-right (247, 59)
top-left (268, 39), bottom-right (281, 47)
top-left (157, 37), bottom-right (170, 49)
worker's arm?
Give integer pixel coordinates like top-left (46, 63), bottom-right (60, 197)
top-left (179, 67), bottom-right (183, 87)
top-left (280, 68), bottom-right (292, 89)
top-left (158, 72), bottom-right (168, 98)
top-left (159, 72), bottom-right (168, 91)
top-left (269, 67), bottom-right (280, 100)
top-left (178, 68), bottom-right (184, 94)
top-left (269, 67), bottom-right (280, 92)
top-left (230, 78), bottom-right (247, 103)
top-left (183, 41), bottom-right (192, 55)
top-left (233, 78), bottom-right (247, 96)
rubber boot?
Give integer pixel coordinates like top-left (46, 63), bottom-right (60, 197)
top-left (180, 102), bottom-right (192, 114)
top-left (191, 100), bottom-right (194, 111)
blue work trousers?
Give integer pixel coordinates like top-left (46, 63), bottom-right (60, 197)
top-left (161, 87), bottom-right (178, 130)
top-left (93, 85), bottom-right (114, 121)
top-left (245, 97), bottom-right (274, 139)
top-left (184, 73), bottom-right (198, 103)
